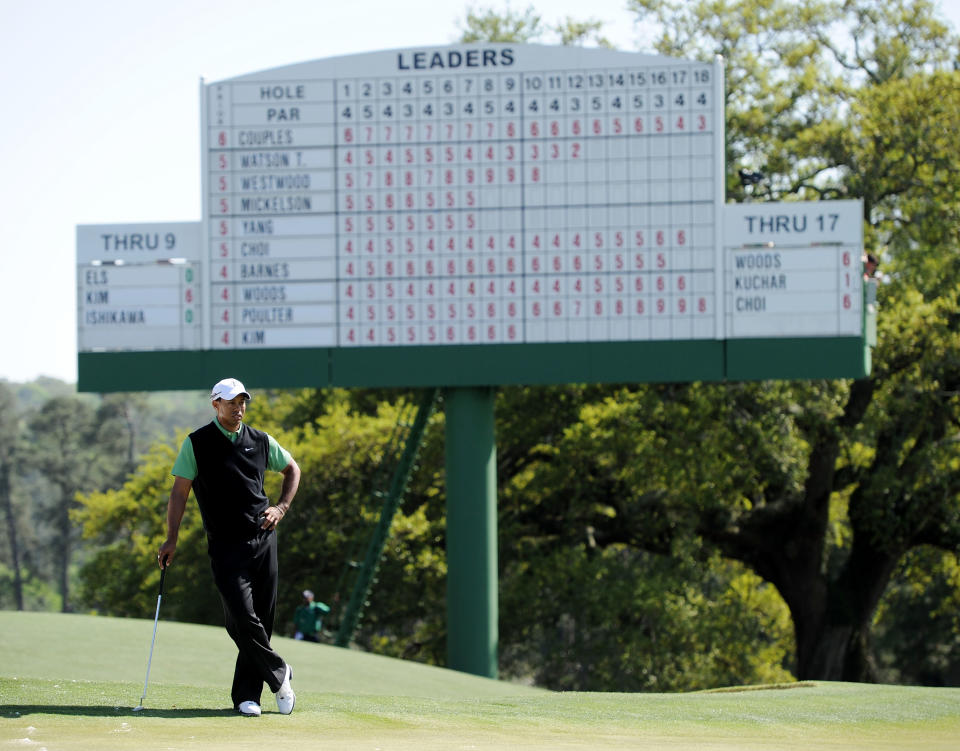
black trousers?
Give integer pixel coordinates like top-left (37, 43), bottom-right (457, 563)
top-left (209, 529), bottom-right (286, 707)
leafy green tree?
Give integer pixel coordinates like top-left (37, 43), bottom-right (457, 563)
top-left (78, 435), bottom-right (222, 623)
top-left (497, 383), bottom-right (802, 688)
top-left (249, 389), bottom-right (447, 655)
top-left (873, 547), bottom-right (960, 685)
top-left (552, 17), bottom-right (613, 47)
top-left (459, 5), bottom-right (544, 43)
top-left (28, 396), bottom-right (128, 612)
top-left (459, 4), bottom-right (611, 46)
top-left (1, 381), bottom-right (228, 613)
top-left (0, 382), bottom-right (25, 610)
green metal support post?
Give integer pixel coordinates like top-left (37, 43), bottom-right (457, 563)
top-left (334, 388), bottom-right (438, 648)
top-left (444, 386), bottom-right (498, 678)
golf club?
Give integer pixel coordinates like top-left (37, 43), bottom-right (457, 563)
top-left (133, 563), bottom-right (167, 712)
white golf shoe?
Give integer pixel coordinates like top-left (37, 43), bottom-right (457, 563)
top-left (275, 664), bottom-right (295, 715)
top-left (237, 700), bottom-right (261, 717)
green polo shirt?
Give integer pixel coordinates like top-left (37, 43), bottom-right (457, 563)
top-left (172, 420), bottom-right (292, 480)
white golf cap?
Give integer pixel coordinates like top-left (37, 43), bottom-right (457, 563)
top-left (210, 377), bottom-right (251, 402)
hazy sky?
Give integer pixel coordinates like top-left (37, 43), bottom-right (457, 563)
top-left (2, 0), bottom-right (957, 384)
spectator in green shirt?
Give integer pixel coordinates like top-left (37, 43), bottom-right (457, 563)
top-left (293, 589), bottom-right (330, 642)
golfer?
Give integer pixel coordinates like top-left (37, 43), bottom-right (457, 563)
top-left (157, 377), bottom-right (300, 717)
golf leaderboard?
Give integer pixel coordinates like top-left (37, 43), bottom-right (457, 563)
top-left (76, 44), bottom-right (872, 391)
top-left (205, 45), bottom-right (722, 349)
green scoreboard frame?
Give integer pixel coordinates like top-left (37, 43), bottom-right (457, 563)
top-left (78, 335), bottom-right (870, 392)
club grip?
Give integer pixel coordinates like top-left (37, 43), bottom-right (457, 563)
top-left (158, 566), bottom-right (166, 596)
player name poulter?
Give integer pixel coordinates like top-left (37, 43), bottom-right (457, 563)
top-left (241, 307), bottom-right (293, 324)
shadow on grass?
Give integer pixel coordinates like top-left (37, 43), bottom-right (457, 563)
top-left (1, 705), bottom-right (235, 718)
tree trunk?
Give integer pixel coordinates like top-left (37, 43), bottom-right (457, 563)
top-left (795, 621), bottom-right (874, 681)
top-left (787, 536), bottom-right (897, 681)
top-left (57, 486), bottom-right (72, 613)
top-left (0, 463), bottom-right (24, 610)
top-left (707, 378), bottom-right (889, 682)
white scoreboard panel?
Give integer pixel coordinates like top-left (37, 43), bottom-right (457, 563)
top-left (77, 223), bottom-right (202, 352)
top-left (722, 200), bottom-right (863, 338)
top-left (203, 45), bottom-right (725, 351)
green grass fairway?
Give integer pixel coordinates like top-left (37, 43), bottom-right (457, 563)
top-left (2, 611), bottom-right (959, 750)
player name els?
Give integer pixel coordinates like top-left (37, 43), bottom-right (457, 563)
top-left (397, 47), bottom-right (515, 71)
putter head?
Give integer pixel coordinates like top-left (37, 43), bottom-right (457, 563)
top-left (133, 705), bottom-right (144, 712)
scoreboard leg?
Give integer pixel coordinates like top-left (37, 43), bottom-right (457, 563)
top-left (444, 386), bottom-right (499, 679)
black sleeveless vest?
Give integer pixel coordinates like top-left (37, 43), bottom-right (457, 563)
top-left (188, 421), bottom-right (270, 547)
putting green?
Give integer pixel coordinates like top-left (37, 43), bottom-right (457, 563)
top-left (2, 612), bottom-right (959, 750)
